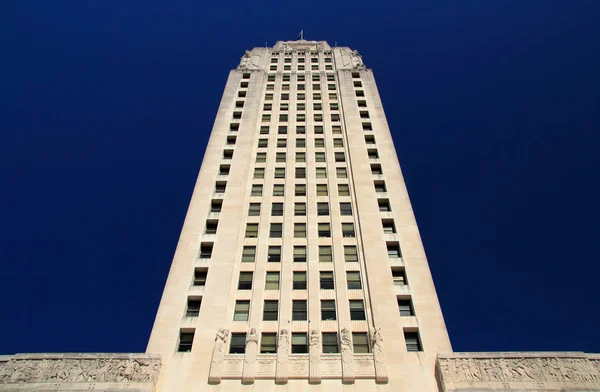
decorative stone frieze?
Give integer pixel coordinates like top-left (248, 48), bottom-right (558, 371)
top-left (436, 352), bottom-right (600, 392)
top-left (0, 353), bottom-right (160, 391)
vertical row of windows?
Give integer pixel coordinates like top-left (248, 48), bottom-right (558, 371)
top-left (353, 71), bottom-right (423, 352)
top-left (177, 73), bottom-right (255, 352)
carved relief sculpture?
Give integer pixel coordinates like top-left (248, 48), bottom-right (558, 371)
top-left (275, 329), bottom-right (289, 384)
top-left (0, 356), bottom-right (160, 385)
top-left (242, 328), bottom-right (259, 384)
top-left (208, 328), bottom-right (229, 384)
top-left (371, 327), bottom-right (388, 383)
top-left (350, 50), bottom-right (366, 69)
top-left (340, 328), bottom-right (355, 383)
top-left (309, 329), bottom-right (321, 383)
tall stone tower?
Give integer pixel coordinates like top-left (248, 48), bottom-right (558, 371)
top-left (1, 39), bottom-right (598, 392)
top-left (146, 40), bottom-right (452, 391)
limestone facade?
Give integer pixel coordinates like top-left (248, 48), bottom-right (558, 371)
top-left (145, 40), bottom-right (452, 391)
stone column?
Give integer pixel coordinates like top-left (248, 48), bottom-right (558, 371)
top-left (371, 327), bottom-right (388, 383)
top-left (340, 328), bottom-right (354, 383)
top-left (275, 329), bottom-right (289, 384)
top-left (242, 328), bottom-right (258, 384)
top-left (309, 329), bottom-right (321, 383)
top-left (208, 329), bottom-right (229, 384)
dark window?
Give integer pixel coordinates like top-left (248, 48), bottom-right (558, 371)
top-left (318, 223), bottom-right (331, 238)
top-left (292, 300), bottom-right (307, 321)
top-left (291, 333), bottom-right (308, 354)
top-left (211, 199), bottom-right (223, 213)
top-left (233, 301), bottom-right (250, 321)
top-left (186, 299), bottom-right (201, 317)
top-left (321, 300), bottom-right (336, 320)
top-left (238, 272), bottom-right (253, 290)
top-left (263, 300), bottom-right (279, 321)
top-left (245, 223), bottom-right (259, 238)
top-left (242, 246), bottom-right (256, 262)
top-left (382, 219), bottom-right (396, 234)
top-left (405, 331), bottom-right (423, 352)
top-left (293, 272), bottom-right (307, 289)
top-left (353, 333), bottom-right (370, 353)
top-left (295, 202), bottom-right (306, 216)
top-left (378, 199), bottom-right (391, 212)
top-left (320, 272), bottom-right (334, 290)
top-left (271, 203), bottom-right (284, 216)
top-left (193, 269), bottom-right (207, 286)
top-left (248, 202), bottom-right (261, 216)
top-left (294, 246), bottom-right (307, 262)
top-left (229, 333), bottom-right (246, 354)
top-left (398, 299), bottom-right (415, 316)
top-left (261, 333), bottom-right (276, 354)
top-left (215, 182), bottom-right (227, 194)
top-left (347, 271), bottom-right (361, 289)
top-left (342, 223), bottom-right (355, 237)
top-left (270, 223), bottom-right (283, 238)
top-left (387, 242), bottom-right (402, 258)
top-left (177, 331), bottom-right (194, 352)
top-left (340, 202), bottom-right (352, 216)
top-left (199, 243), bottom-right (213, 258)
top-left (317, 202), bottom-right (329, 216)
top-left (350, 300), bottom-right (366, 320)
top-left (296, 167), bottom-right (306, 179)
top-left (205, 220), bottom-right (218, 235)
top-left (268, 246), bottom-right (281, 262)
top-left (322, 333), bottom-right (339, 353)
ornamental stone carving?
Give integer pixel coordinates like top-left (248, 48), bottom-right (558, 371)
top-left (340, 328), bottom-right (354, 383)
top-left (275, 329), bottom-right (289, 384)
top-left (371, 327), bottom-right (388, 383)
top-left (437, 353), bottom-right (600, 392)
top-left (309, 329), bottom-right (321, 384)
top-left (0, 355), bottom-right (160, 385)
top-left (208, 328), bottom-right (229, 384)
top-left (242, 328), bottom-right (259, 383)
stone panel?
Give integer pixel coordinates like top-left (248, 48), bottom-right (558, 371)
top-left (0, 353), bottom-right (160, 392)
top-left (436, 352), bottom-right (600, 392)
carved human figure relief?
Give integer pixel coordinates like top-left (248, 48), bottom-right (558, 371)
top-left (340, 328), bottom-right (353, 364)
top-left (213, 329), bottom-right (229, 364)
top-left (309, 329), bottom-right (320, 364)
top-left (371, 328), bottom-right (385, 362)
top-left (480, 358), bottom-right (504, 382)
top-left (245, 328), bottom-right (259, 364)
top-left (277, 329), bottom-right (289, 363)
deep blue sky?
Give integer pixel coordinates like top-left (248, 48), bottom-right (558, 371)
top-left (1, 1), bottom-right (599, 355)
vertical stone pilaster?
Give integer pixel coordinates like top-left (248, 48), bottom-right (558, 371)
top-left (242, 328), bottom-right (258, 384)
top-left (275, 329), bottom-right (289, 384)
top-left (372, 327), bottom-right (388, 383)
top-left (309, 329), bottom-right (321, 383)
top-left (208, 329), bottom-right (229, 384)
top-left (340, 328), bottom-right (355, 383)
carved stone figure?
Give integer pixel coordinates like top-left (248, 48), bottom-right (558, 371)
top-left (214, 329), bottom-right (229, 364)
top-left (350, 50), bottom-right (365, 69)
top-left (245, 328), bottom-right (259, 365)
top-left (277, 329), bottom-right (289, 363)
top-left (480, 358), bottom-right (504, 382)
top-left (275, 329), bottom-right (290, 383)
top-left (208, 328), bottom-right (230, 384)
top-left (371, 328), bottom-right (384, 359)
top-left (541, 357), bottom-right (564, 382)
top-left (340, 328), bottom-right (353, 363)
top-left (309, 329), bottom-right (320, 364)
